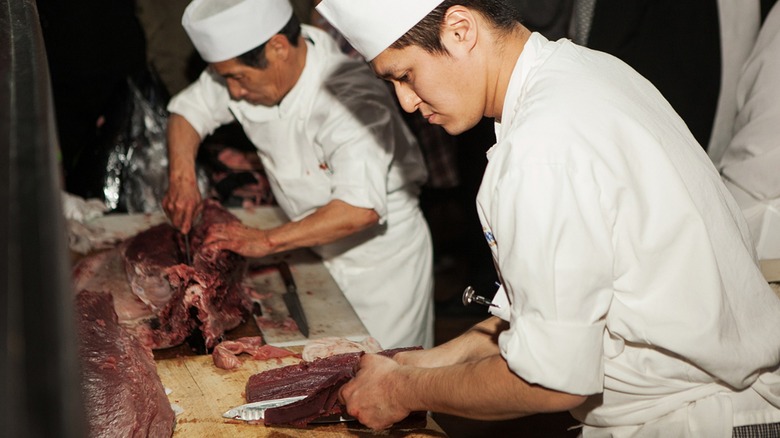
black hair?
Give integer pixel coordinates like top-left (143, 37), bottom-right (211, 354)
top-left (236, 13), bottom-right (302, 68)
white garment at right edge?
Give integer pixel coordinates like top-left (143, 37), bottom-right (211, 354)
top-left (717, 2), bottom-right (780, 260)
top-left (482, 33), bottom-right (780, 437)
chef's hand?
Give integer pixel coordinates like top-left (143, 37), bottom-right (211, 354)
top-left (339, 353), bottom-right (411, 430)
top-left (202, 222), bottom-right (274, 258)
top-left (163, 176), bottom-right (202, 234)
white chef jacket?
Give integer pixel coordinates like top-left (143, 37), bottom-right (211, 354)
top-left (707, 0), bottom-right (762, 163)
top-left (717, 3), bottom-right (780, 260)
top-left (481, 33), bottom-right (780, 437)
top-left (167, 25), bottom-right (434, 349)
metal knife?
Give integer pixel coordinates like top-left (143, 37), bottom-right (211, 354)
top-left (222, 396), bottom-right (306, 421)
top-left (278, 261), bottom-right (310, 338)
top-left (183, 234), bottom-right (192, 265)
top-left (223, 396), bottom-right (355, 423)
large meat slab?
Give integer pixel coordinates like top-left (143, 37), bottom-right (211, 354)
top-left (73, 199), bottom-right (249, 350)
top-left (76, 290), bottom-right (175, 437)
top-left (246, 348), bottom-right (423, 427)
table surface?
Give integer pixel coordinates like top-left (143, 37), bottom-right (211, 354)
top-left (87, 206), bottom-right (371, 348)
top-left (157, 352), bottom-right (447, 437)
top-left (83, 207), bottom-right (445, 436)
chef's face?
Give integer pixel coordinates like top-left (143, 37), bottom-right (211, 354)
top-left (371, 45), bottom-right (485, 136)
top-left (211, 57), bottom-right (289, 107)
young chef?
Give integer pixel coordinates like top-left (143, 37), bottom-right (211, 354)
top-left (163, 0), bottom-right (434, 349)
top-left (316, 0), bottom-right (780, 434)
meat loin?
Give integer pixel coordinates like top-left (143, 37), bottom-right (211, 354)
top-left (245, 347), bottom-right (421, 427)
top-left (76, 290), bottom-right (175, 437)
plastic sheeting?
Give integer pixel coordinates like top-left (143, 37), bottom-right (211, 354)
top-left (100, 68), bottom-right (208, 213)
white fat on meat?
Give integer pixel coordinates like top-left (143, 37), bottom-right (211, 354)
top-left (301, 336), bottom-right (382, 362)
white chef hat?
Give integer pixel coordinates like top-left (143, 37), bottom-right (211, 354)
top-left (182, 0), bottom-right (293, 63)
top-left (316, 0), bottom-right (444, 61)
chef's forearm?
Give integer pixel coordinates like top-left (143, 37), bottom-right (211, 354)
top-left (263, 199), bottom-right (379, 253)
top-left (167, 113), bottom-right (201, 183)
top-left (401, 316), bottom-right (505, 367)
top-left (398, 354), bottom-right (586, 420)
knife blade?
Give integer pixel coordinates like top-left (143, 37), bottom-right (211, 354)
top-left (222, 396), bottom-right (306, 421)
top-left (278, 261), bottom-right (310, 338)
top-left (222, 396), bottom-right (355, 423)
top-left (183, 233), bottom-right (192, 265)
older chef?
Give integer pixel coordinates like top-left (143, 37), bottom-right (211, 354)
top-left (163, 0), bottom-right (434, 349)
top-left (317, 0), bottom-right (780, 434)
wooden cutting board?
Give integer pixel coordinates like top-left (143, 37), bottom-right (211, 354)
top-left (245, 250), bottom-right (370, 347)
top-left (156, 353), bottom-right (447, 437)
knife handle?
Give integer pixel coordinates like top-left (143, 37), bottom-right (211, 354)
top-left (277, 261), bottom-right (296, 294)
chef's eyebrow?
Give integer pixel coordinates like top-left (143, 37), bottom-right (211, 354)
top-left (373, 63), bottom-right (401, 81)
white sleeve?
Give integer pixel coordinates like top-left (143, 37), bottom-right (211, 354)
top-left (167, 70), bottom-right (236, 139)
top-left (488, 284), bottom-right (511, 321)
top-left (490, 162), bottom-right (612, 396)
top-left (719, 3), bottom-right (780, 201)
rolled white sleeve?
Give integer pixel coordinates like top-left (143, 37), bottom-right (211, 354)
top-left (167, 70), bottom-right (236, 139)
top-left (490, 162), bottom-right (613, 395)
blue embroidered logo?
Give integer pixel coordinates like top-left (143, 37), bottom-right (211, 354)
top-left (483, 228), bottom-right (496, 247)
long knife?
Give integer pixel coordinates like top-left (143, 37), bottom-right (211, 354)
top-left (183, 234), bottom-right (192, 265)
top-left (223, 396), bottom-right (355, 423)
top-left (278, 261), bottom-right (310, 338)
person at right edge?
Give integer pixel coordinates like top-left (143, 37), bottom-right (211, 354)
top-left (316, 0), bottom-right (780, 435)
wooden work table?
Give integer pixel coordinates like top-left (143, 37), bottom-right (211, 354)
top-left (156, 351), bottom-right (446, 437)
top-left (82, 207), bottom-right (447, 437)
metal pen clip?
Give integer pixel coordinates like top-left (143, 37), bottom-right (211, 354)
top-left (462, 286), bottom-right (499, 308)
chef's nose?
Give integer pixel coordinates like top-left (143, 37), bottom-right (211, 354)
top-left (394, 83), bottom-right (421, 113)
top-left (226, 79), bottom-right (246, 100)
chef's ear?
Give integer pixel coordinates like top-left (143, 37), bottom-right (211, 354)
top-left (440, 6), bottom-right (478, 54)
top-left (265, 34), bottom-right (290, 62)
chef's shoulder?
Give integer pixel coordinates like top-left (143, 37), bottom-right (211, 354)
top-left (304, 27), bottom-right (394, 104)
top-left (167, 68), bottom-right (235, 136)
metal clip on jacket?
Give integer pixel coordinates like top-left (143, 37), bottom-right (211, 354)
top-left (462, 286), bottom-right (498, 308)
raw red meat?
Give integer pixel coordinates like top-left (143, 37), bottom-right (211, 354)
top-left (72, 247), bottom-right (192, 350)
top-left (178, 199), bottom-right (249, 348)
top-left (301, 336), bottom-right (382, 361)
top-left (262, 370), bottom-right (352, 427)
top-left (121, 223), bottom-right (186, 311)
top-left (76, 290), bottom-right (175, 437)
top-left (245, 347), bottom-right (421, 427)
top-left (73, 200), bottom-right (250, 350)
top-left (212, 336), bottom-right (298, 370)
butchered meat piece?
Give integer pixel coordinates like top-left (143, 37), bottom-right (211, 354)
top-left (181, 199), bottom-right (249, 348)
top-left (121, 223), bottom-right (186, 311)
top-left (301, 336), bottom-right (382, 361)
top-left (73, 199), bottom-right (250, 350)
top-left (246, 347), bottom-right (422, 427)
top-left (72, 248), bottom-right (192, 350)
top-left (245, 352), bottom-right (362, 403)
top-left (76, 290), bottom-right (175, 438)
top-left (212, 336), bottom-right (298, 370)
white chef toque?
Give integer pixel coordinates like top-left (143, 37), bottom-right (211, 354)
top-left (316, 0), bottom-right (444, 61)
top-left (182, 0), bottom-right (293, 63)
